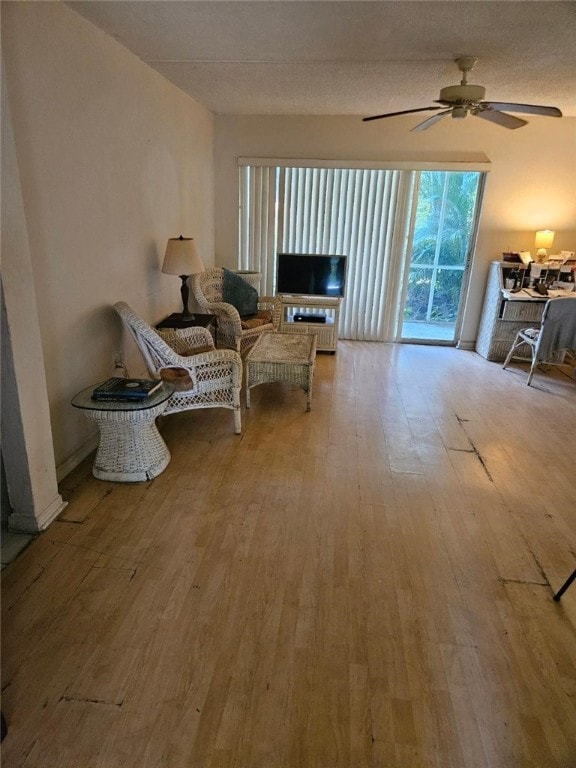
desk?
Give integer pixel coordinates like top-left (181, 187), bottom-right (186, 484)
top-left (477, 261), bottom-right (575, 361)
top-left (72, 382), bottom-right (174, 482)
top-left (503, 288), bottom-right (574, 301)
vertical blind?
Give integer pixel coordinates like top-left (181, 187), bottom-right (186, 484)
top-left (239, 163), bottom-right (416, 341)
top-left (239, 165), bottom-right (280, 296)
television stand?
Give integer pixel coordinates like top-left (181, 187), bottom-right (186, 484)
top-left (277, 295), bottom-right (341, 352)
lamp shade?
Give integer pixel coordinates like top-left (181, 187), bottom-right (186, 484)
top-left (162, 236), bottom-right (204, 276)
top-left (534, 230), bottom-right (555, 250)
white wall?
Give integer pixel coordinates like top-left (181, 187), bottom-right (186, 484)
top-left (2, 2), bottom-right (215, 478)
top-left (214, 115), bottom-right (576, 344)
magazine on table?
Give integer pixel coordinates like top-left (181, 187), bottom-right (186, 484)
top-left (91, 377), bottom-right (163, 401)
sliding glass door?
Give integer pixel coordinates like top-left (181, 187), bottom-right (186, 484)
top-left (400, 171), bottom-right (484, 343)
top-left (239, 162), bottom-right (486, 344)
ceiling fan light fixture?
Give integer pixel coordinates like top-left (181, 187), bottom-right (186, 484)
top-left (452, 106), bottom-right (467, 120)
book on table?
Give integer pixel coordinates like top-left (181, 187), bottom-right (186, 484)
top-left (91, 377), bottom-right (163, 401)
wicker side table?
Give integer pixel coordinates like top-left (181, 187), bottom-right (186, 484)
top-left (71, 382), bottom-right (175, 482)
top-left (245, 332), bottom-right (317, 412)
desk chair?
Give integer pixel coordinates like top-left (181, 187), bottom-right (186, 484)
top-left (553, 569), bottom-right (576, 602)
top-left (502, 297), bottom-right (576, 386)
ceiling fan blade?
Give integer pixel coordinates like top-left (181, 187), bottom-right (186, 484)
top-left (411, 110), bottom-right (452, 132)
top-left (482, 102), bottom-right (562, 117)
top-left (474, 109), bottom-right (527, 129)
top-left (362, 106), bottom-right (443, 123)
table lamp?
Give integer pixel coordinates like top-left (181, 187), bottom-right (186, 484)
top-left (162, 236), bottom-right (205, 318)
top-left (534, 230), bottom-right (555, 262)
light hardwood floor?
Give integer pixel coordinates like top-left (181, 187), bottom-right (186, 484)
top-left (2, 342), bottom-right (576, 768)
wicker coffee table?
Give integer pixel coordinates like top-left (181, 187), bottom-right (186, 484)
top-left (245, 332), bottom-right (317, 412)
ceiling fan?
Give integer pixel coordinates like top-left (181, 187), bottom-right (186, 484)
top-left (363, 56), bottom-right (563, 131)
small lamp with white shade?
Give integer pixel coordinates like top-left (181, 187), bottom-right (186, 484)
top-left (162, 236), bottom-right (205, 318)
top-left (534, 230), bottom-right (555, 262)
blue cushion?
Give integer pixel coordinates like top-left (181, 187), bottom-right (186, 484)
top-left (222, 269), bottom-right (259, 317)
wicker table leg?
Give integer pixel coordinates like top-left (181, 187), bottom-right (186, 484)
top-left (305, 369), bottom-right (313, 412)
top-left (245, 360), bottom-right (314, 411)
top-left (82, 403), bottom-right (171, 482)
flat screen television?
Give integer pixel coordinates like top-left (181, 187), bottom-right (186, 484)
top-left (276, 253), bottom-right (348, 298)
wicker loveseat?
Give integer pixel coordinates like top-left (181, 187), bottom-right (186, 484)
top-left (114, 302), bottom-right (243, 434)
top-left (191, 268), bottom-right (278, 354)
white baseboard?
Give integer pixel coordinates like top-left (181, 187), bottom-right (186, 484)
top-left (56, 434), bottom-right (98, 482)
top-left (9, 494), bottom-right (67, 533)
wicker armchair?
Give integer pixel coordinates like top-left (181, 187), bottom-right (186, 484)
top-left (114, 302), bottom-right (242, 434)
top-left (191, 268), bottom-right (277, 354)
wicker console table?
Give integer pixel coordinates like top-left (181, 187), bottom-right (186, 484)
top-left (245, 332), bottom-right (317, 412)
top-left (276, 295), bottom-right (341, 353)
top-left (71, 381), bottom-right (175, 482)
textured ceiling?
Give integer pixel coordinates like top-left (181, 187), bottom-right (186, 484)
top-left (67, 1), bottom-right (576, 118)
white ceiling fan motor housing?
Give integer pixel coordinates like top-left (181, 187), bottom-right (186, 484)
top-left (439, 84), bottom-right (486, 105)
